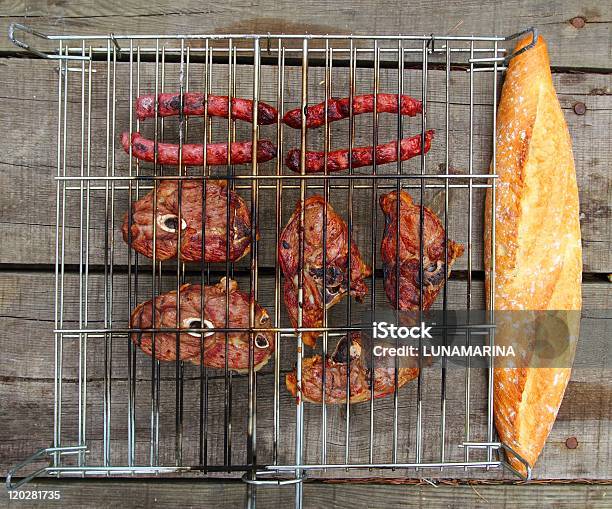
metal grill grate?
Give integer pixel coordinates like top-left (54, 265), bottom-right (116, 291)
top-left (7, 24), bottom-right (535, 503)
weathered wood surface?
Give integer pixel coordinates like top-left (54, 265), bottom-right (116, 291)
top-left (1, 1), bottom-right (612, 69)
top-left (0, 59), bottom-right (609, 271)
top-left (2, 272), bottom-right (611, 376)
top-left (0, 480), bottom-right (611, 509)
top-left (0, 2), bottom-right (611, 502)
top-left (1, 271), bottom-right (610, 481)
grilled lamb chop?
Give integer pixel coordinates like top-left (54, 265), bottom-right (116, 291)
top-left (122, 180), bottom-right (254, 262)
top-left (286, 332), bottom-right (419, 403)
top-left (279, 196), bottom-right (372, 347)
top-left (130, 278), bottom-right (274, 373)
top-left (380, 190), bottom-right (464, 310)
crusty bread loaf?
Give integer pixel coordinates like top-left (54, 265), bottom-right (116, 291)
top-left (484, 35), bottom-right (582, 476)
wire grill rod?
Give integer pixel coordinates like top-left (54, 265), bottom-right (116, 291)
top-left (7, 25), bottom-right (537, 502)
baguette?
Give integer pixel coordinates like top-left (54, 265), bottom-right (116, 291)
top-left (484, 35), bottom-right (582, 476)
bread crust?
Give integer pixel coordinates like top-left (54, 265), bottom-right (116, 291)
top-left (484, 36), bottom-right (582, 476)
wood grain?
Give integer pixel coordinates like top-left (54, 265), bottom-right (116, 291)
top-left (0, 480), bottom-right (611, 509)
top-left (0, 59), bottom-right (609, 271)
top-left (2, 271), bottom-right (611, 377)
top-left (1, 0), bottom-right (611, 69)
top-left (1, 271), bottom-right (610, 480)
top-left (0, 4), bottom-right (611, 498)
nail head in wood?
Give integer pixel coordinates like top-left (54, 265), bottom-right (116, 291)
top-left (573, 102), bottom-right (586, 115)
top-left (570, 17), bottom-right (586, 29)
top-left (565, 436), bottom-right (578, 449)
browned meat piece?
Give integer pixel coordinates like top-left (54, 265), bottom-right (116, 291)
top-left (130, 278), bottom-right (274, 373)
top-left (122, 180), bottom-right (254, 262)
top-left (380, 190), bottom-right (465, 310)
top-left (286, 332), bottom-right (419, 403)
top-left (279, 196), bottom-right (372, 347)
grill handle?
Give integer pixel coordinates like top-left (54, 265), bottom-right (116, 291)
top-left (503, 26), bottom-right (539, 63)
top-left (242, 470), bottom-right (307, 486)
top-left (6, 445), bottom-right (88, 491)
top-left (466, 26), bottom-right (538, 69)
top-left (459, 441), bottom-right (532, 480)
top-left (8, 23), bottom-right (89, 60)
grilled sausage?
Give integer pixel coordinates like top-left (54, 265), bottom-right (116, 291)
top-left (283, 93), bottom-right (422, 129)
top-left (136, 93), bottom-right (278, 125)
top-left (285, 131), bottom-right (434, 173)
top-left (121, 132), bottom-right (277, 166)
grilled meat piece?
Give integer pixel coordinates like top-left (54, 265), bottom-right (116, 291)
top-left (286, 332), bottom-right (419, 403)
top-left (279, 196), bottom-right (372, 347)
top-left (122, 179), bottom-right (254, 262)
top-left (285, 131), bottom-right (434, 174)
top-left (130, 278), bottom-right (274, 373)
top-left (380, 190), bottom-right (464, 310)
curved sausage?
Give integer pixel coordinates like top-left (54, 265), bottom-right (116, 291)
top-left (285, 130), bottom-right (434, 174)
top-left (136, 93), bottom-right (278, 125)
top-left (121, 132), bottom-right (277, 166)
top-left (283, 93), bottom-right (422, 129)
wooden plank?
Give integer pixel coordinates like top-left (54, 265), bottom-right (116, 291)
top-left (2, 369), bottom-right (610, 480)
top-left (1, 1), bottom-right (611, 69)
top-left (0, 480), bottom-right (610, 509)
top-left (0, 59), bottom-right (609, 271)
top-left (1, 271), bottom-right (610, 479)
top-left (1, 1), bottom-right (610, 501)
top-left (1, 271), bottom-right (611, 378)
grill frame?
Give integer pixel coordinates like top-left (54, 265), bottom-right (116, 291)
top-left (6, 23), bottom-right (536, 500)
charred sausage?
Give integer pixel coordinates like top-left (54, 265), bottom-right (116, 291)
top-left (136, 93), bottom-right (278, 125)
top-left (121, 132), bottom-right (277, 166)
top-left (285, 130), bottom-right (434, 174)
top-left (283, 93), bottom-right (422, 129)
